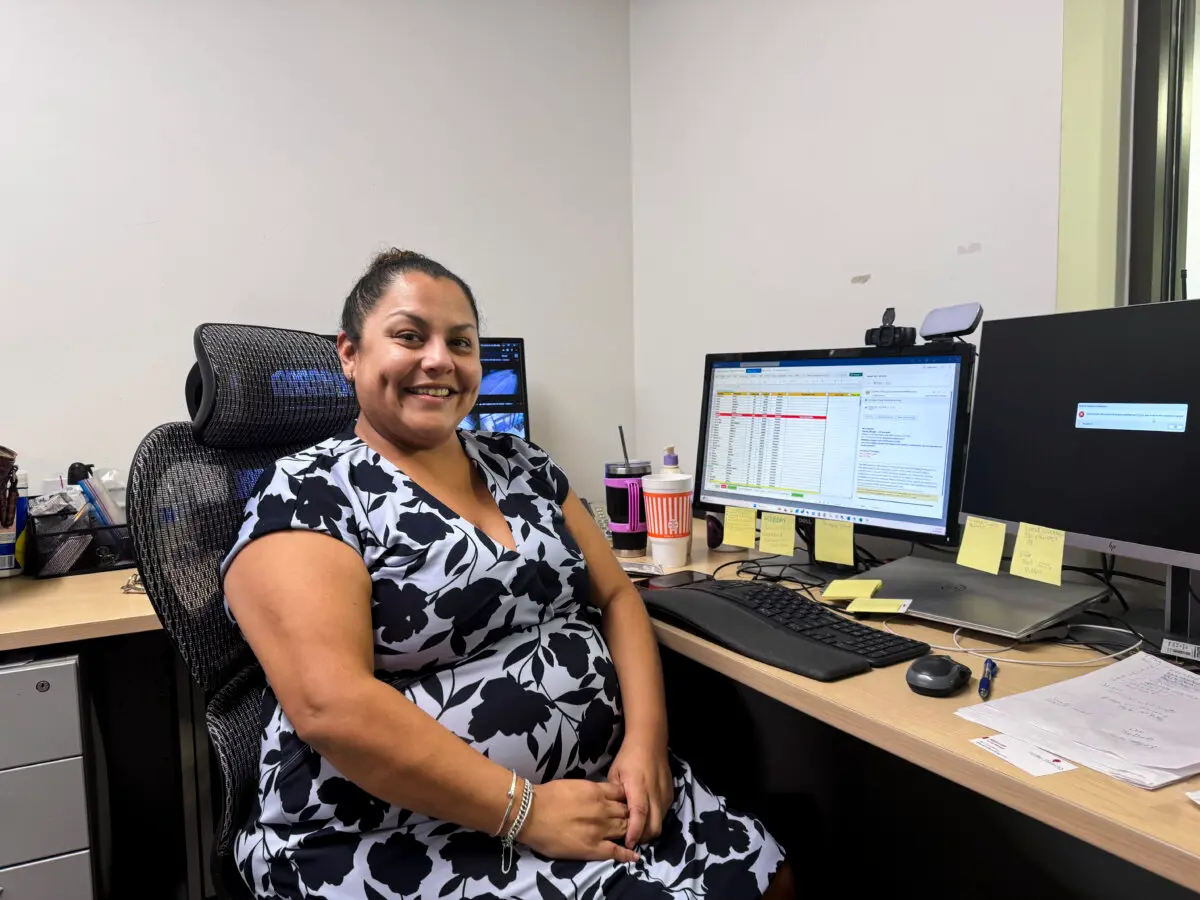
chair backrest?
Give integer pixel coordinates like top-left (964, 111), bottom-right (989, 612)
top-left (127, 323), bottom-right (357, 856)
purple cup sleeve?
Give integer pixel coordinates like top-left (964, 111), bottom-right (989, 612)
top-left (604, 476), bottom-right (646, 533)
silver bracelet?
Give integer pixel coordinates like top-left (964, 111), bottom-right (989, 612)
top-left (501, 778), bottom-right (534, 874)
top-left (493, 770), bottom-right (518, 838)
top-left (509, 779), bottom-right (534, 842)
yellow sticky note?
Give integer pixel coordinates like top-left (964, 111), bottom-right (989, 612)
top-left (846, 598), bottom-right (912, 614)
top-left (956, 516), bottom-right (1007, 575)
top-left (723, 506), bottom-right (758, 549)
top-left (814, 519), bottom-right (855, 565)
top-left (758, 513), bottom-right (796, 556)
top-left (822, 579), bottom-right (882, 601)
top-left (1009, 522), bottom-right (1065, 586)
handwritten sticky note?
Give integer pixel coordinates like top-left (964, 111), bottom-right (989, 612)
top-left (957, 516), bottom-right (1007, 575)
top-left (758, 513), bottom-right (796, 556)
top-left (814, 519), bottom-right (855, 565)
top-left (723, 506), bottom-right (758, 549)
top-left (846, 598), bottom-right (911, 614)
top-left (822, 579), bottom-right (882, 601)
top-left (1009, 522), bottom-right (1065, 586)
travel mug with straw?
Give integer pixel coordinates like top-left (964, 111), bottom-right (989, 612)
top-left (605, 459), bottom-right (652, 557)
top-left (605, 426), bottom-right (650, 557)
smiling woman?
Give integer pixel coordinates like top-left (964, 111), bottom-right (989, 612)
top-left (337, 251), bottom-right (484, 454)
top-left (220, 249), bottom-right (792, 899)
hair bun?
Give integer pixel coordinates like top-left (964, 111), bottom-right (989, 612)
top-left (375, 248), bottom-right (428, 265)
top-left (340, 248), bottom-right (480, 343)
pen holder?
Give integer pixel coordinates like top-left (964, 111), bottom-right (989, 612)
top-left (28, 514), bottom-right (136, 578)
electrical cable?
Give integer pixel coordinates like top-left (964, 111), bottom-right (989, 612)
top-left (1080, 609), bottom-right (1174, 660)
top-left (880, 618), bottom-right (1142, 666)
top-left (876, 619), bottom-right (994, 654)
top-left (1106, 570), bottom-right (1166, 586)
top-left (916, 541), bottom-right (957, 555)
top-left (737, 560), bottom-right (822, 587)
top-left (733, 560), bottom-right (825, 602)
top-left (953, 626), bottom-right (1142, 666)
top-left (711, 558), bottom-right (750, 580)
top-left (855, 543), bottom-right (882, 564)
top-left (1062, 565), bottom-right (1130, 612)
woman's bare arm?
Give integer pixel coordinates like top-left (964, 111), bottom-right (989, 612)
top-left (225, 530), bottom-right (515, 834)
top-left (562, 491), bottom-right (668, 753)
top-left (225, 529), bottom-right (637, 862)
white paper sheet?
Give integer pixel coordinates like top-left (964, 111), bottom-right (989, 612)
top-left (960, 701), bottom-right (1200, 788)
top-left (957, 653), bottom-right (1200, 789)
top-left (971, 734), bottom-right (1077, 777)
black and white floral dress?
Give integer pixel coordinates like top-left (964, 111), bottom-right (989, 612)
top-left (222, 429), bottom-right (785, 899)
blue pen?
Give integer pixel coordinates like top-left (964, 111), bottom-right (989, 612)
top-left (979, 658), bottom-right (999, 701)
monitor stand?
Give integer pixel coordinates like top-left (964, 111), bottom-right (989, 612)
top-left (848, 556), bottom-right (1109, 641)
top-left (1165, 566), bottom-right (1200, 641)
top-left (1134, 566), bottom-right (1200, 662)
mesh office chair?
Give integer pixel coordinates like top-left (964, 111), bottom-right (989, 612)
top-left (127, 324), bottom-right (357, 894)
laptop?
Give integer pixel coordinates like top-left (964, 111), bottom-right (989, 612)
top-left (851, 556), bottom-right (1108, 640)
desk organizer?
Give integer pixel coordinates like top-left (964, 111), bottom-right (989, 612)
top-left (28, 515), bottom-right (136, 578)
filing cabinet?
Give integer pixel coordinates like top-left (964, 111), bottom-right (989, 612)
top-left (0, 657), bottom-right (94, 899)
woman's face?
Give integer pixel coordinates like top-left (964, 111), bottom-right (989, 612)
top-left (339, 272), bottom-right (482, 451)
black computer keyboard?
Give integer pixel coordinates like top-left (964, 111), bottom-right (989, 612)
top-left (642, 580), bottom-right (929, 682)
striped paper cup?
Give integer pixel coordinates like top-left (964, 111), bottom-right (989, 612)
top-left (642, 473), bottom-right (693, 540)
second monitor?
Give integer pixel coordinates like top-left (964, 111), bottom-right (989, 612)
top-left (459, 337), bottom-right (530, 440)
top-left (694, 344), bottom-right (975, 546)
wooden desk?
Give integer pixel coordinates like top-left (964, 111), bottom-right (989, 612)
top-left (652, 534), bottom-right (1200, 893)
top-left (4, 540), bottom-right (1200, 891)
top-left (0, 570), bottom-right (160, 653)
top-left (0, 572), bottom-right (200, 898)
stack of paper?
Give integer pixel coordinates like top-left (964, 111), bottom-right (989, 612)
top-left (957, 653), bottom-right (1200, 789)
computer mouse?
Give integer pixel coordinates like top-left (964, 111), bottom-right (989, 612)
top-left (906, 655), bottom-right (972, 697)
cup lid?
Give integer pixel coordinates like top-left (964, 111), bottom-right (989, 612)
top-left (606, 460), bottom-right (652, 475)
top-left (643, 473), bottom-right (693, 492)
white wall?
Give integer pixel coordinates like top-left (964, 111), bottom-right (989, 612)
top-left (1, 0), bottom-right (632, 499)
top-left (630, 0), bottom-right (1065, 474)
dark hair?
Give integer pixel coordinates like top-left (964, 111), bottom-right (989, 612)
top-left (340, 248), bottom-right (479, 343)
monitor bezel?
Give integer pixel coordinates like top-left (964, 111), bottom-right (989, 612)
top-left (692, 343), bottom-right (976, 547)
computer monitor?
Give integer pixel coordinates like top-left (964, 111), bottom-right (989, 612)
top-left (460, 337), bottom-right (531, 440)
top-left (694, 344), bottom-right (975, 545)
top-left (962, 302), bottom-right (1200, 569)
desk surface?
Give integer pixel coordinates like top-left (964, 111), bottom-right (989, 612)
top-left (0, 569), bottom-right (160, 652)
top-left (654, 536), bottom-right (1200, 894)
top-left (2, 535), bottom-right (1199, 890)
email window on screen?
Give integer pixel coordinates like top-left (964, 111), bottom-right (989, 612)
top-left (702, 359), bottom-right (957, 524)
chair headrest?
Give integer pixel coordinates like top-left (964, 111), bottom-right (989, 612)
top-left (191, 324), bottom-right (358, 448)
